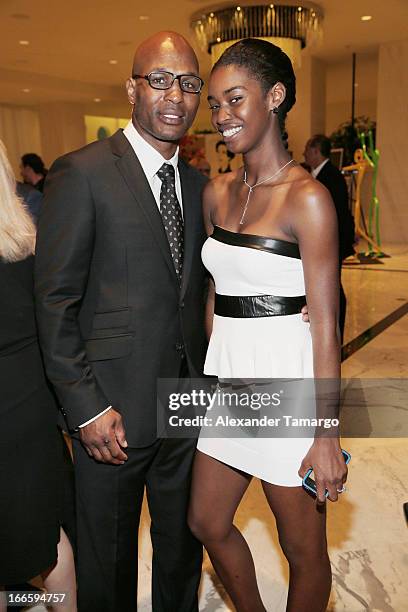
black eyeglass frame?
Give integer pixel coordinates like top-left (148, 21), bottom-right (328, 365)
top-left (132, 71), bottom-right (204, 94)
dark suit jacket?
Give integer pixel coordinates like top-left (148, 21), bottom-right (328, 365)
top-left (316, 161), bottom-right (355, 261)
top-left (35, 129), bottom-right (208, 447)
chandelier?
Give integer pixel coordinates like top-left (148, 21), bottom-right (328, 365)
top-left (191, 2), bottom-right (324, 68)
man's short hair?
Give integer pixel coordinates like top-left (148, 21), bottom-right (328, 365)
top-left (308, 134), bottom-right (331, 158)
top-left (21, 153), bottom-right (46, 174)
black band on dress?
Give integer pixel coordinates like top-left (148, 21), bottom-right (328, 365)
top-left (211, 226), bottom-right (301, 259)
top-left (215, 294), bottom-right (306, 318)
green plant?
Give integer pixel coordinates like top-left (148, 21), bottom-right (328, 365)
top-left (330, 116), bottom-right (376, 166)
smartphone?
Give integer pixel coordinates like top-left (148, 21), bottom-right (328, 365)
top-left (302, 449), bottom-right (351, 497)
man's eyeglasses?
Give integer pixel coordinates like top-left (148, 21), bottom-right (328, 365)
top-left (132, 71), bottom-right (204, 94)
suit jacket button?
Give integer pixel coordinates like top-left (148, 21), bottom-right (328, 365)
top-left (179, 300), bottom-right (185, 309)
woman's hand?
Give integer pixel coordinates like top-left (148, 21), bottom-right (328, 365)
top-left (298, 438), bottom-right (348, 503)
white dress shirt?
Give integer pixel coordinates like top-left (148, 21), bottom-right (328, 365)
top-left (123, 120), bottom-right (183, 214)
top-left (79, 121), bottom-right (183, 429)
top-left (311, 157), bottom-right (329, 179)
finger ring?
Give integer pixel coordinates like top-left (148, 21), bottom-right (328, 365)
top-left (337, 485), bottom-right (346, 493)
top-left (103, 439), bottom-right (110, 445)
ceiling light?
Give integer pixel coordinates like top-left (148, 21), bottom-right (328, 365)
top-left (139, 15), bottom-right (149, 20)
top-left (192, 4), bottom-right (323, 67)
top-left (22, 88), bottom-right (30, 93)
top-left (361, 15), bottom-right (372, 21)
top-left (94, 98), bottom-right (101, 102)
top-left (109, 59), bottom-right (118, 64)
top-left (19, 40), bottom-right (29, 45)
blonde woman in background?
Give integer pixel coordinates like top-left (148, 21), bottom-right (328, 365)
top-left (0, 141), bottom-right (77, 612)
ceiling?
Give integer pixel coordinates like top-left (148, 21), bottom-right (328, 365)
top-left (1, 0), bottom-right (408, 106)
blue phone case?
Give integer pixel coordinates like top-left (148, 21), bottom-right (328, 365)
top-left (302, 449), bottom-right (351, 497)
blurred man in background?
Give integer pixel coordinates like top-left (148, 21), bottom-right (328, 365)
top-left (304, 134), bottom-right (355, 341)
top-left (20, 153), bottom-right (48, 193)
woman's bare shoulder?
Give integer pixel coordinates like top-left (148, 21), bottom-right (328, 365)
top-left (287, 166), bottom-right (333, 214)
top-left (203, 168), bottom-right (240, 202)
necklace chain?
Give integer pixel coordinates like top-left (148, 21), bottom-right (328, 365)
top-left (240, 158), bottom-right (294, 225)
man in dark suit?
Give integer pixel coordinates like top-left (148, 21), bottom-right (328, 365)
top-left (35, 32), bottom-right (207, 612)
top-left (304, 135), bottom-right (355, 341)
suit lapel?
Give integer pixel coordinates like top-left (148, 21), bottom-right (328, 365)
top-left (179, 160), bottom-right (198, 298)
top-left (110, 130), bottom-right (178, 286)
top-left (316, 160), bottom-right (331, 183)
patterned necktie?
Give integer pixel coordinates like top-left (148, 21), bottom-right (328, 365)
top-left (157, 163), bottom-right (184, 280)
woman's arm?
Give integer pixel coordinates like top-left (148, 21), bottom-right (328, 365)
top-left (202, 180), bottom-right (216, 340)
top-left (291, 179), bottom-right (347, 503)
top-left (205, 278), bottom-right (216, 340)
top-left (294, 180), bottom-right (340, 378)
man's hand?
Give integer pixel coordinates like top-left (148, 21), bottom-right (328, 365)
top-left (301, 304), bottom-right (310, 323)
top-left (79, 408), bottom-right (128, 465)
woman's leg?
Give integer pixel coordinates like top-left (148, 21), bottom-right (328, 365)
top-left (188, 450), bottom-right (266, 612)
top-left (41, 527), bottom-right (77, 611)
top-left (262, 482), bottom-right (331, 612)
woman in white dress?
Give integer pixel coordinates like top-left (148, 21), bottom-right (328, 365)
top-left (188, 39), bottom-right (348, 611)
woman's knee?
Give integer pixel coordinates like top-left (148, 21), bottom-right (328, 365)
top-left (279, 535), bottom-right (329, 570)
top-left (188, 507), bottom-right (232, 543)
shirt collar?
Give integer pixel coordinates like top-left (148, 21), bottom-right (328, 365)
top-left (123, 120), bottom-right (179, 181)
top-left (312, 158), bottom-right (329, 178)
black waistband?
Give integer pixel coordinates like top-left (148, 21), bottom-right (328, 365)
top-left (215, 294), bottom-right (306, 318)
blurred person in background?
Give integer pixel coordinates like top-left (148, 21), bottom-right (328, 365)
top-left (304, 134), bottom-right (355, 341)
top-left (0, 141), bottom-right (77, 612)
top-left (20, 153), bottom-right (48, 193)
top-left (216, 140), bottom-right (235, 173)
top-left (16, 180), bottom-right (43, 224)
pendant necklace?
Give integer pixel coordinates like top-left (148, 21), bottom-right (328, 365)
top-left (239, 158), bottom-right (294, 225)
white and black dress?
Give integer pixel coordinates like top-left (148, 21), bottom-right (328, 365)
top-left (197, 226), bottom-right (314, 487)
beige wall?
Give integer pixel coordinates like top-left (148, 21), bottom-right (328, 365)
top-left (38, 101), bottom-right (130, 166)
top-left (0, 105), bottom-right (42, 176)
top-left (0, 99), bottom-right (131, 175)
top-left (326, 53), bottom-right (378, 136)
top-left (286, 53), bottom-right (326, 162)
top-left (377, 39), bottom-right (408, 244)
top-left (38, 103), bottom-right (86, 167)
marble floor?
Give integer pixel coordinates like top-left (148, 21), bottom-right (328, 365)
top-left (27, 244), bottom-right (408, 612)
